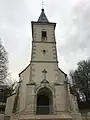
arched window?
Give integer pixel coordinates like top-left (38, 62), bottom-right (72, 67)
top-left (41, 31), bottom-right (47, 41)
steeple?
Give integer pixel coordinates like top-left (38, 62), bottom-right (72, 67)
top-left (37, 9), bottom-right (49, 23)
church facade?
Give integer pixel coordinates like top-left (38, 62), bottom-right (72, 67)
top-left (5, 9), bottom-right (81, 120)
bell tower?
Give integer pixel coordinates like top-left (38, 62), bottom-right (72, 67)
top-left (30, 9), bottom-right (58, 84)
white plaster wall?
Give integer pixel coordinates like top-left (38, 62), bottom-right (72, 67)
top-left (19, 65), bottom-right (30, 111)
top-left (31, 62), bottom-right (58, 84)
top-left (25, 85), bottom-right (35, 106)
top-left (70, 94), bottom-right (79, 113)
top-left (64, 82), bottom-right (71, 112)
top-left (55, 85), bottom-right (68, 113)
top-left (33, 24), bottom-right (55, 42)
top-left (25, 85), bottom-right (35, 114)
top-left (5, 94), bottom-right (16, 116)
top-left (32, 42), bottom-right (57, 62)
top-left (58, 69), bottom-right (66, 84)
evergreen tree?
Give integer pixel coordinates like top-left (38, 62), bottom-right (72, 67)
top-left (70, 59), bottom-right (90, 102)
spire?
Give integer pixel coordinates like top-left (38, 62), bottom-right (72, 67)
top-left (37, 8), bottom-right (49, 23)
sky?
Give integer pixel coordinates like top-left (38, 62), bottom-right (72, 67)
top-left (0, 0), bottom-right (90, 80)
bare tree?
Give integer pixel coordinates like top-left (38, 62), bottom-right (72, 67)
top-left (0, 40), bottom-right (18, 110)
top-left (0, 39), bottom-right (8, 84)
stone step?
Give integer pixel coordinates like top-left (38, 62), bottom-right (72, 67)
top-left (18, 114), bottom-right (72, 120)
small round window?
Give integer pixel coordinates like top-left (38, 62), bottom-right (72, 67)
top-left (43, 50), bottom-right (46, 54)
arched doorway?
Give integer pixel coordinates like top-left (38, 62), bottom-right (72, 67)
top-left (36, 87), bottom-right (53, 115)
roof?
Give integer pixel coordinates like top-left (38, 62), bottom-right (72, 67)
top-left (58, 68), bottom-right (67, 77)
top-left (37, 9), bottom-right (49, 23)
top-left (70, 86), bottom-right (78, 96)
top-left (19, 64), bottom-right (30, 76)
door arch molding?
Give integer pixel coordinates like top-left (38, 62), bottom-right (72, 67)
top-left (36, 87), bottom-right (53, 114)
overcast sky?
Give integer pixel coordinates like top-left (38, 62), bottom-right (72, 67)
top-left (0, 0), bottom-right (90, 80)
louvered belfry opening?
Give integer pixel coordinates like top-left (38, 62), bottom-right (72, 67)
top-left (36, 87), bottom-right (53, 115)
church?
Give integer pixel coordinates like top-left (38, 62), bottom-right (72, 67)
top-left (5, 8), bottom-right (81, 120)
